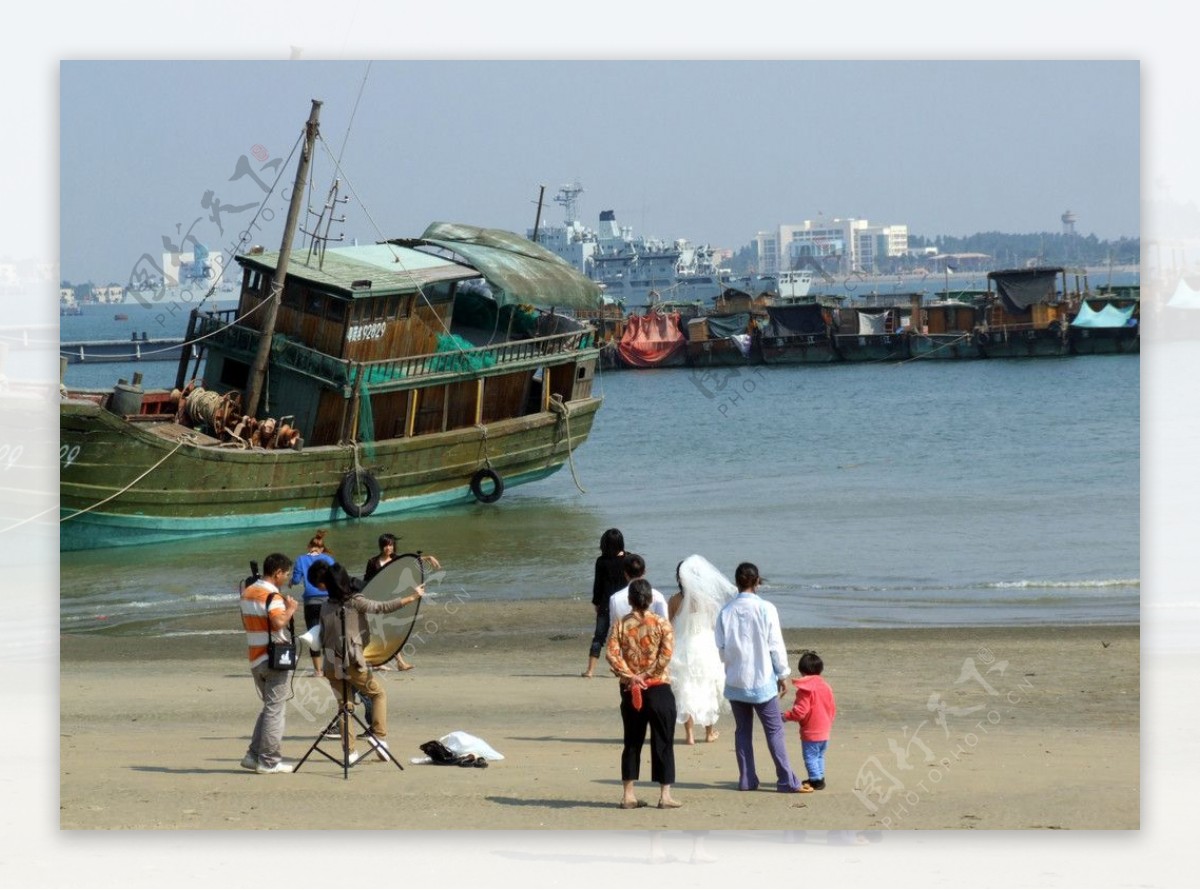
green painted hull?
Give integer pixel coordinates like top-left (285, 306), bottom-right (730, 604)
top-left (978, 329), bottom-right (1070, 358)
top-left (60, 395), bottom-right (600, 550)
top-left (906, 333), bottom-right (982, 360)
top-left (833, 335), bottom-right (909, 363)
top-left (1068, 328), bottom-right (1140, 355)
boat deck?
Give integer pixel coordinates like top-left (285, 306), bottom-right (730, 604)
top-left (144, 422), bottom-right (221, 446)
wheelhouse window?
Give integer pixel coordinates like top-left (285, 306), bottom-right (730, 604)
top-left (325, 297), bottom-right (347, 322)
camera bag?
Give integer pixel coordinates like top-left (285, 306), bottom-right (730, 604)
top-left (263, 592), bottom-right (297, 671)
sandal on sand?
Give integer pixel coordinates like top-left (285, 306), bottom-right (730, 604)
top-left (797, 783), bottom-right (816, 793)
top-left (619, 800), bottom-right (649, 809)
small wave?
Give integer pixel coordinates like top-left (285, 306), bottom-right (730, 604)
top-left (802, 578), bottom-right (1139, 594)
top-left (985, 579), bottom-right (1140, 590)
top-left (187, 593), bottom-right (239, 604)
top-left (158, 629), bottom-right (241, 638)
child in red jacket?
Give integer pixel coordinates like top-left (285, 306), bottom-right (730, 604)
top-left (781, 650), bottom-right (836, 792)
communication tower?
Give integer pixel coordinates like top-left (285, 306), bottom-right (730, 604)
top-left (554, 181), bottom-right (584, 225)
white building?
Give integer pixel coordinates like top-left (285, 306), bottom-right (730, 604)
top-left (756, 218), bottom-right (909, 276)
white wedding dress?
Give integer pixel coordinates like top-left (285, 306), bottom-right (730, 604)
top-left (670, 555), bottom-right (737, 728)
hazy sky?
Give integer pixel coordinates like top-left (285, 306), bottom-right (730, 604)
top-left (59, 60), bottom-right (1138, 284)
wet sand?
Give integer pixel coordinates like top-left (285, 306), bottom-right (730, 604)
top-left (59, 598), bottom-right (1138, 830)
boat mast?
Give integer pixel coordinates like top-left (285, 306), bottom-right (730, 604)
top-left (244, 98), bottom-right (322, 419)
top-left (531, 184), bottom-right (546, 243)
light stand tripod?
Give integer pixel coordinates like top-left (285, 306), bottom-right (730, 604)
top-left (293, 602), bottom-right (403, 777)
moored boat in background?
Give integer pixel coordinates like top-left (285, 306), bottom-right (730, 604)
top-left (757, 301), bottom-right (839, 364)
top-left (614, 310), bottom-right (686, 368)
top-left (1068, 295), bottom-right (1140, 355)
top-left (832, 302), bottom-right (909, 362)
top-left (974, 267), bottom-right (1072, 358)
top-left (906, 295), bottom-right (982, 360)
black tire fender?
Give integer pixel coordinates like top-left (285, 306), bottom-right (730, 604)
top-left (974, 330), bottom-right (990, 347)
top-left (470, 468), bottom-right (504, 504)
top-left (337, 470), bottom-right (381, 517)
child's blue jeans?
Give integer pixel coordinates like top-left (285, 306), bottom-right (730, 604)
top-left (801, 739), bottom-right (827, 780)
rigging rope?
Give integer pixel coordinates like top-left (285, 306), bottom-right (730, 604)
top-left (313, 132), bottom-right (470, 357)
top-left (336, 61), bottom-right (372, 165)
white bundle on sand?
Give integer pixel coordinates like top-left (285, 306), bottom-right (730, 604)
top-left (440, 731), bottom-right (504, 761)
top-left (409, 730), bottom-right (505, 765)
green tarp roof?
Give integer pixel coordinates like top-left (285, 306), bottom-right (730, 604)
top-left (238, 224), bottom-right (603, 310)
top-left (417, 222), bottom-right (603, 310)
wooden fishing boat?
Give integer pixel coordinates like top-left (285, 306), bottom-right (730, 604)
top-left (832, 302), bottom-right (909, 362)
top-left (974, 267), bottom-right (1072, 358)
top-left (1068, 295), bottom-right (1140, 355)
top-left (614, 310), bottom-right (686, 368)
top-left (682, 287), bottom-right (764, 367)
top-left (906, 295), bottom-right (982, 360)
top-left (756, 301), bottom-right (839, 364)
top-left (59, 101), bottom-right (603, 550)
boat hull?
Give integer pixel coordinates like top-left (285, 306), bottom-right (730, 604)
top-left (686, 338), bottom-right (753, 367)
top-left (906, 333), bottom-right (981, 360)
top-left (977, 328), bottom-right (1069, 358)
top-left (833, 334), bottom-right (909, 363)
top-left (1068, 328), bottom-right (1140, 355)
top-left (758, 335), bottom-right (839, 364)
top-left (60, 395), bottom-right (601, 550)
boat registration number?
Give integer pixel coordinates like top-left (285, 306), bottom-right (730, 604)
top-left (348, 322), bottom-right (387, 342)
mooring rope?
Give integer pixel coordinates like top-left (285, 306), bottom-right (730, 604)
top-left (474, 423), bottom-right (494, 470)
top-left (549, 393), bottom-right (586, 495)
top-left (60, 434), bottom-right (195, 523)
top-left (896, 332), bottom-right (974, 365)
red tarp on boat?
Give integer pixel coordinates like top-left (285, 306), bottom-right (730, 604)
top-left (616, 312), bottom-right (686, 368)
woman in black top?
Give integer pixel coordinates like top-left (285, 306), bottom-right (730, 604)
top-left (582, 527), bottom-right (626, 678)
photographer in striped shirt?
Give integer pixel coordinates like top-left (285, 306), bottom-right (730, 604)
top-left (239, 553), bottom-right (298, 774)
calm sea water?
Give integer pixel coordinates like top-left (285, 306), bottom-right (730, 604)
top-left (58, 299), bottom-right (1140, 633)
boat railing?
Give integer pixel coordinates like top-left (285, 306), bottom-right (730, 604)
top-left (349, 329), bottom-right (595, 391)
top-left (196, 312), bottom-right (596, 392)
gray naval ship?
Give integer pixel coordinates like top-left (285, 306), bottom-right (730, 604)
top-left (530, 182), bottom-right (812, 309)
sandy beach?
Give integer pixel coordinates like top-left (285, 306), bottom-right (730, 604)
top-left (59, 596), bottom-right (1138, 832)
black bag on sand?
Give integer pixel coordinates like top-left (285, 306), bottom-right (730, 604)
top-left (420, 740), bottom-right (488, 768)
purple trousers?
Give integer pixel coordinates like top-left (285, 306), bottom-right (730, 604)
top-left (730, 698), bottom-right (800, 792)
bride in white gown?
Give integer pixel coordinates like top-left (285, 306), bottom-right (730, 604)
top-left (668, 554), bottom-right (737, 745)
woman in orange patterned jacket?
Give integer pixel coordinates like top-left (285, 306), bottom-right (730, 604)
top-left (606, 578), bottom-right (682, 810)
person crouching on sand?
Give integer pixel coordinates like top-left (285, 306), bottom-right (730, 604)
top-left (605, 579), bottom-right (682, 810)
top-left (310, 561), bottom-right (423, 764)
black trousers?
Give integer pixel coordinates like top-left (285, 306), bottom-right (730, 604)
top-left (619, 684), bottom-right (677, 784)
